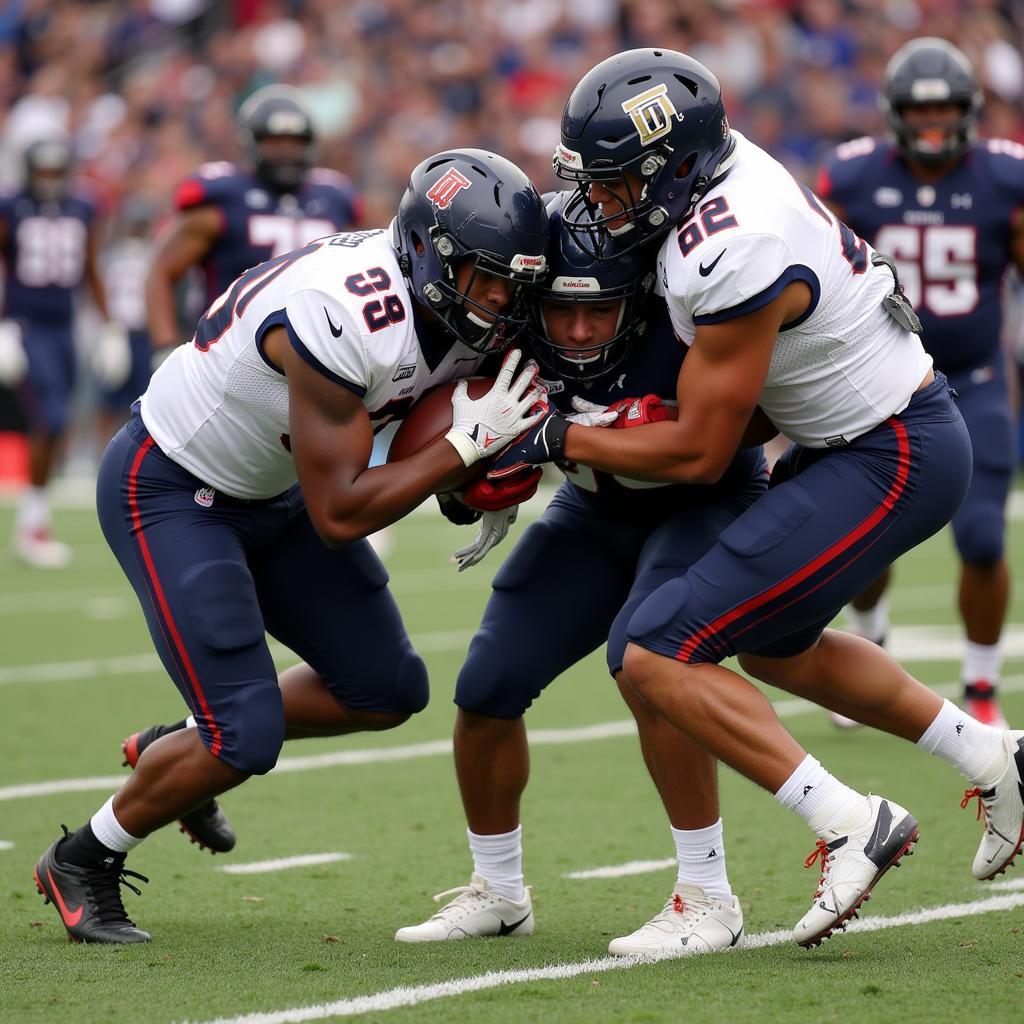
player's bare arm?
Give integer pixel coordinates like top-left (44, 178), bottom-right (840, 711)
top-left (270, 325), bottom-right (468, 545)
top-left (145, 206), bottom-right (222, 348)
top-left (564, 281), bottom-right (810, 483)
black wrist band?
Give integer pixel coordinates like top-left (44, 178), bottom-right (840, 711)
top-left (547, 415), bottom-right (569, 462)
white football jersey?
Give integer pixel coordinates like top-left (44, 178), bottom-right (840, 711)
top-left (142, 229), bottom-right (487, 498)
top-left (656, 132), bottom-right (933, 448)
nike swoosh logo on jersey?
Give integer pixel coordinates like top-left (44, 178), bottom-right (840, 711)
top-left (324, 307), bottom-right (344, 337)
top-left (497, 911), bottom-right (532, 936)
top-left (698, 250), bottom-right (726, 276)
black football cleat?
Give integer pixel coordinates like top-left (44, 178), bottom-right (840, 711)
top-left (122, 724), bottom-right (237, 854)
top-left (34, 826), bottom-right (150, 944)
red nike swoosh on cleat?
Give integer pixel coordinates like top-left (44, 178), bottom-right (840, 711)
top-left (46, 867), bottom-right (84, 927)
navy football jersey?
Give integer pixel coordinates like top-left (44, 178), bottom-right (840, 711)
top-left (819, 137), bottom-right (1024, 374)
top-left (175, 162), bottom-right (362, 305)
top-left (0, 191), bottom-right (96, 324)
top-left (531, 303), bottom-right (768, 519)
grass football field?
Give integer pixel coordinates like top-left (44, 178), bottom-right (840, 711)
top-left (1, 484), bottom-right (1023, 1024)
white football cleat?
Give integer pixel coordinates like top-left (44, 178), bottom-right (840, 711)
top-left (394, 873), bottom-right (533, 942)
top-left (12, 528), bottom-right (72, 569)
top-left (962, 730), bottom-right (1024, 881)
top-left (793, 794), bottom-right (918, 949)
top-left (608, 884), bottom-right (743, 957)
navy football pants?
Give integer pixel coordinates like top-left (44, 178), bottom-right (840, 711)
top-left (96, 415), bottom-right (428, 775)
top-left (627, 373), bottom-right (972, 663)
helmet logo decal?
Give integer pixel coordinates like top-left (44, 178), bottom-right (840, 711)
top-left (510, 253), bottom-right (546, 276)
top-left (426, 168), bottom-right (472, 210)
top-left (621, 84), bottom-right (678, 146)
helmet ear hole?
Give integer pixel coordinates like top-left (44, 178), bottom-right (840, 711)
top-left (676, 154), bottom-right (696, 179)
top-left (410, 230), bottom-right (426, 257)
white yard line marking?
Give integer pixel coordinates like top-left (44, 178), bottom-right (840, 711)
top-left (564, 858), bottom-right (675, 880)
top-left (0, 840), bottom-right (13, 850)
top-left (988, 878), bottom-right (1024, 891)
top-left (219, 853), bottom-right (352, 875)
top-left (3, 677), bottom-right (1022, 803)
top-left (5, 624), bottom-right (1024, 688)
top-left (181, 893), bottom-right (1024, 1024)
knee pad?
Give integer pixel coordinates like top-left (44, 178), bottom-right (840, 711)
top-left (393, 649), bottom-right (429, 715)
top-left (180, 559), bottom-right (265, 650)
top-left (455, 629), bottom-right (539, 718)
top-left (213, 679), bottom-right (284, 776)
top-left (953, 503), bottom-right (1005, 566)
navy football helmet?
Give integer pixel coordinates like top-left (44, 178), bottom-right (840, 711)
top-left (531, 192), bottom-right (655, 383)
top-left (24, 138), bottom-right (72, 203)
top-left (554, 48), bottom-right (733, 259)
top-left (881, 38), bottom-right (982, 166)
top-left (238, 85), bottom-right (316, 192)
top-left (392, 149), bottom-right (548, 355)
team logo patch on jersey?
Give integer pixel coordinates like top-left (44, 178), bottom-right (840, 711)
top-left (536, 377), bottom-right (565, 395)
top-left (392, 363), bottom-right (417, 382)
top-left (426, 168), bottom-right (472, 210)
top-left (621, 84), bottom-right (678, 146)
top-left (194, 486), bottom-right (216, 507)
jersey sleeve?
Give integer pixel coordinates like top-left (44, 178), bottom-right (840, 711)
top-left (308, 169), bottom-right (364, 228)
top-left (686, 233), bottom-right (813, 325)
top-left (174, 163), bottom-right (241, 212)
top-left (284, 286), bottom-right (369, 397)
top-left (983, 139), bottom-right (1024, 207)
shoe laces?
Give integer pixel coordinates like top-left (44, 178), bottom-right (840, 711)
top-left (804, 838), bottom-right (833, 899)
top-left (429, 880), bottom-right (488, 919)
top-left (961, 787), bottom-right (993, 832)
top-left (653, 890), bottom-right (712, 927)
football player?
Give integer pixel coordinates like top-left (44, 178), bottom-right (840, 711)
top-left (145, 85), bottom-right (361, 360)
top-left (33, 149), bottom-right (550, 944)
top-left (0, 138), bottom-right (129, 568)
top-left (487, 48), bottom-right (1022, 948)
top-left (818, 38), bottom-right (1020, 729)
top-left (395, 193), bottom-right (768, 955)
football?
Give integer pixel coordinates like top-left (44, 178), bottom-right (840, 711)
top-left (387, 376), bottom-right (495, 488)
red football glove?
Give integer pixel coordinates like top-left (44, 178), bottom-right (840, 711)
top-left (463, 467), bottom-right (543, 511)
top-left (607, 394), bottom-right (674, 428)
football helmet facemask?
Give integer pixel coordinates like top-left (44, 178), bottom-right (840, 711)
top-left (392, 149), bottom-right (548, 355)
top-left (881, 37), bottom-right (982, 166)
top-left (554, 48), bottom-right (734, 259)
top-left (24, 139), bottom-right (73, 204)
top-left (530, 191), bottom-right (655, 383)
top-left (238, 85), bottom-right (316, 192)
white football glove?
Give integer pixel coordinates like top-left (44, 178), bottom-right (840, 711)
top-left (565, 395), bottom-right (619, 427)
top-left (452, 506), bottom-right (518, 571)
top-left (0, 320), bottom-right (28, 387)
top-left (445, 348), bottom-right (547, 467)
top-left (92, 322), bottom-right (132, 389)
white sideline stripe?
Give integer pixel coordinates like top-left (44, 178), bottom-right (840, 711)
top-left (182, 893), bottom-right (1024, 1024)
top-left (4, 676), bottom-right (1024, 803)
top-left (564, 858), bottom-right (675, 880)
top-left (0, 840), bottom-right (13, 850)
top-left (219, 853), bottom-right (352, 875)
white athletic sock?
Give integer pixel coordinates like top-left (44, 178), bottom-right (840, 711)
top-left (672, 819), bottom-right (731, 903)
top-left (90, 796), bottom-right (143, 853)
top-left (468, 826), bottom-right (524, 902)
top-left (916, 698), bottom-right (1004, 784)
top-left (774, 754), bottom-right (865, 832)
top-left (962, 641), bottom-right (1003, 688)
top-left (16, 486), bottom-right (49, 533)
top-left (845, 597), bottom-right (889, 644)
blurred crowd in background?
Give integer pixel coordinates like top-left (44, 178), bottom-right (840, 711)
top-left (4, 0), bottom-right (1024, 229)
top-left (1, 0), bottom-right (1024, 466)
